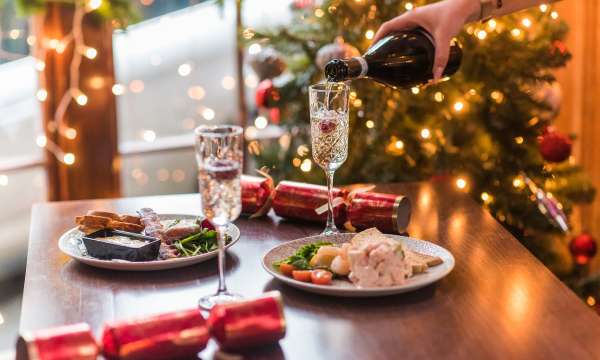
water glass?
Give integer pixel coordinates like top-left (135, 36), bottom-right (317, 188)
top-left (194, 125), bottom-right (243, 309)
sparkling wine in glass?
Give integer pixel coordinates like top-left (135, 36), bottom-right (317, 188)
top-left (195, 125), bottom-right (243, 310)
top-left (309, 82), bottom-right (349, 235)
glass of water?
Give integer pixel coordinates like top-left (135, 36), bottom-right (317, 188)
top-left (194, 125), bottom-right (243, 310)
top-left (309, 82), bottom-right (349, 235)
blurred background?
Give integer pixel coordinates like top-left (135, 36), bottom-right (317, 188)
top-left (0, 0), bottom-right (599, 356)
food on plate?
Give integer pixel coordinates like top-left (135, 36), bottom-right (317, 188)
top-left (107, 220), bottom-right (144, 233)
top-left (405, 249), bottom-right (443, 274)
top-left (164, 221), bottom-right (200, 243)
top-left (95, 235), bottom-right (148, 248)
top-left (75, 207), bottom-right (229, 262)
top-left (274, 228), bottom-right (443, 288)
top-left (278, 263), bottom-right (296, 277)
top-left (311, 269), bottom-right (333, 285)
top-left (75, 211), bottom-right (143, 235)
top-left (330, 251), bottom-right (350, 276)
top-left (292, 270), bottom-right (313, 282)
top-left (82, 229), bottom-right (161, 262)
top-left (345, 228), bottom-right (413, 287)
top-left (138, 208), bottom-right (174, 259)
top-left (309, 246), bottom-right (340, 267)
top-left (138, 208), bottom-right (228, 260)
top-left (88, 210), bottom-right (141, 224)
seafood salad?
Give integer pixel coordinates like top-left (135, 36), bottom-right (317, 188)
top-left (274, 228), bottom-right (442, 288)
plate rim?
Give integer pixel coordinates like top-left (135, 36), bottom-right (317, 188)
top-left (261, 233), bottom-right (455, 297)
top-left (58, 213), bottom-right (240, 270)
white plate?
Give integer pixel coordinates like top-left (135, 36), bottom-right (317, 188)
top-left (59, 214), bottom-right (240, 271)
top-left (262, 233), bottom-right (454, 297)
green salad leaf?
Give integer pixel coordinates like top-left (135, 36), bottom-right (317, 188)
top-left (173, 228), bottom-right (230, 257)
top-left (274, 242), bottom-right (332, 270)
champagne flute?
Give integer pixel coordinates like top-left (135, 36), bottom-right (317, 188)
top-left (309, 82), bottom-right (350, 235)
top-left (195, 125), bottom-right (243, 310)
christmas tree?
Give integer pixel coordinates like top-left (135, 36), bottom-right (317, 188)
top-left (246, 1), bottom-right (596, 296)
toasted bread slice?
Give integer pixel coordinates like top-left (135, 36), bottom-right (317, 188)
top-left (410, 250), bottom-right (443, 267)
top-left (406, 249), bottom-right (443, 274)
top-left (120, 214), bottom-right (141, 225)
top-left (76, 215), bottom-right (111, 228)
top-left (107, 220), bottom-right (144, 233)
top-left (411, 263), bottom-right (429, 274)
top-left (78, 225), bottom-right (103, 235)
top-left (350, 228), bottom-right (383, 246)
top-left (87, 210), bottom-right (121, 221)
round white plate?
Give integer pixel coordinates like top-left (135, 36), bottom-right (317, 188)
top-left (59, 214), bottom-right (240, 271)
top-left (262, 233), bottom-right (454, 297)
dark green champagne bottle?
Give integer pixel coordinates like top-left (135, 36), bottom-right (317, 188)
top-left (324, 28), bottom-right (462, 88)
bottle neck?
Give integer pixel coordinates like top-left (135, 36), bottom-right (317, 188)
top-left (325, 57), bottom-right (368, 82)
top-left (346, 57), bottom-right (368, 79)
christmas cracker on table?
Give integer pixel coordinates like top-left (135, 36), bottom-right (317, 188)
top-left (241, 171), bottom-right (412, 234)
top-left (16, 292), bottom-right (285, 360)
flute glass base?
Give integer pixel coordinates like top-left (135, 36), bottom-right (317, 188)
top-left (321, 225), bottom-right (340, 236)
top-left (198, 291), bottom-right (243, 310)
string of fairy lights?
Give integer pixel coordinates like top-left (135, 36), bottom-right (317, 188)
top-left (263, 2), bottom-right (565, 210)
top-left (0, 0), bottom-right (262, 188)
top-left (33, 0), bottom-right (104, 166)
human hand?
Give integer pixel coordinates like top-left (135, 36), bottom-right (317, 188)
top-left (372, 0), bottom-right (480, 81)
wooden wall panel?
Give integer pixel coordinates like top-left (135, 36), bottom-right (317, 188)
top-left (34, 4), bottom-right (121, 201)
top-left (555, 1), bottom-right (600, 248)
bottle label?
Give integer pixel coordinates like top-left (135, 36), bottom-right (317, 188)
top-left (352, 57), bottom-right (368, 77)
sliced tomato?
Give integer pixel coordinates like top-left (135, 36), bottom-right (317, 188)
top-left (279, 263), bottom-right (296, 277)
top-left (311, 270), bottom-right (333, 285)
top-left (292, 270), bottom-right (312, 282)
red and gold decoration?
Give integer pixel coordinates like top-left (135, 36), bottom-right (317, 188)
top-left (538, 127), bottom-right (572, 163)
top-left (569, 233), bottom-right (597, 266)
top-left (523, 175), bottom-right (569, 232)
top-left (291, 0), bottom-right (315, 9)
top-left (17, 292), bottom-right (287, 359)
top-left (255, 79), bottom-right (281, 109)
top-left (345, 192), bottom-right (412, 234)
top-left (208, 291), bottom-right (286, 351)
top-left (272, 181), bottom-right (348, 226)
top-left (101, 309), bottom-right (209, 360)
top-left (16, 323), bottom-right (99, 360)
top-left (240, 178), bottom-right (412, 234)
top-left (241, 173), bottom-right (275, 218)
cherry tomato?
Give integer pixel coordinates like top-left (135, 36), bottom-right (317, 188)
top-left (279, 263), bottom-right (296, 277)
top-left (292, 270), bottom-right (312, 282)
top-left (311, 270), bottom-right (333, 285)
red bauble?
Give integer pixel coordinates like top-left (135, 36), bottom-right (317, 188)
top-left (538, 128), bottom-right (572, 163)
top-left (292, 0), bottom-right (314, 9)
top-left (569, 233), bottom-right (597, 265)
top-left (255, 80), bottom-right (280, 108)
top-left (551, 40), bottom-right (568, 55)
top-left (269, 107), bottom-right (280, 124)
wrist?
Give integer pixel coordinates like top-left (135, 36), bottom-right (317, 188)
top-left (456, 0), bottom-right (483, 24)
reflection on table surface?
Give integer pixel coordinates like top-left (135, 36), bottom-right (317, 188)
top-left (19, 181), bottom-right (600, 359)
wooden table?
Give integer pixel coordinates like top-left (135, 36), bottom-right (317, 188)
top-left (20, 182), bottom-right (600, 359)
